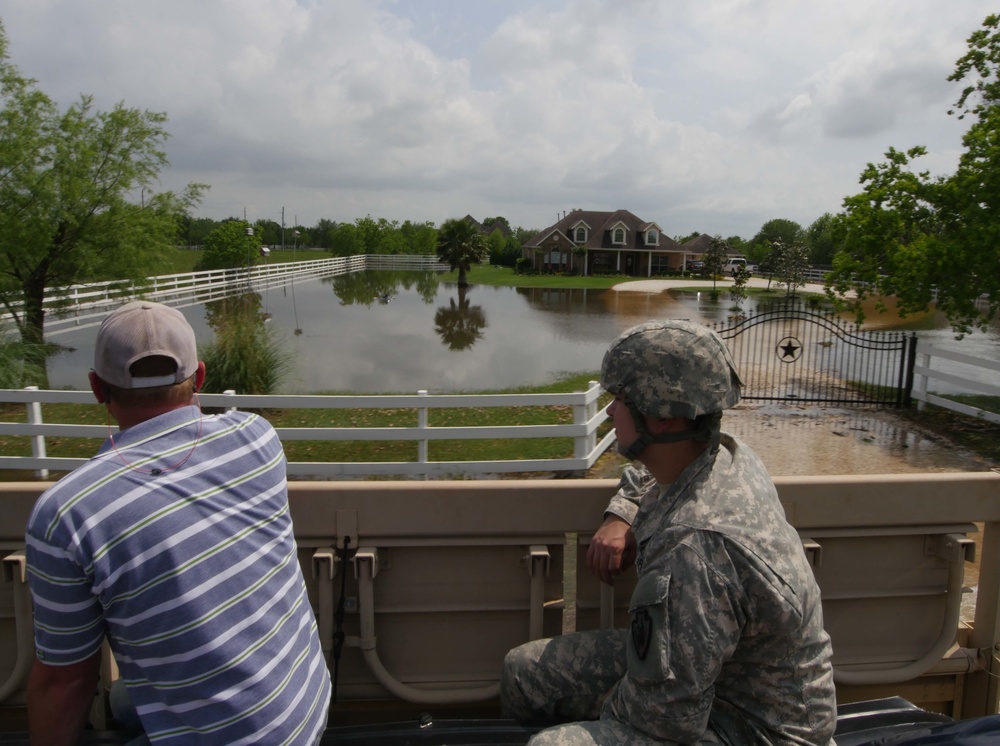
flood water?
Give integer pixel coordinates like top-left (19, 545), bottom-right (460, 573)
top-left (43, 270), bottom-right (1000, 396)
top-left (49, 270), bottom-right (1000, 393)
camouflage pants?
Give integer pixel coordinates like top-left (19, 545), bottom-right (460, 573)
top-left (501, 629), bottom-right (724, 745)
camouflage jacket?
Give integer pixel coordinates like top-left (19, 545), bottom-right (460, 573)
top-left (603, 435), bottom-right (836, 745)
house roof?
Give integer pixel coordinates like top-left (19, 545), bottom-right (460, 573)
top-left (523, 209), bottom-right (682, 251)
top-left (680, 234), bottom-right (713, 253)
top-left (463, 214), bottom-right (512, 237)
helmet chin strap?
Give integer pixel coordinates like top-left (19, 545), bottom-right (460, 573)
top-left (618, 405), bottom-right (722, 461)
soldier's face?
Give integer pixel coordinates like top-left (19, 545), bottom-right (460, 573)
top-left (607, 395), bottom-right (641, 450)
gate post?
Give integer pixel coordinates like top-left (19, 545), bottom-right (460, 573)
top-left (901, 334), bottom-right (918, 408)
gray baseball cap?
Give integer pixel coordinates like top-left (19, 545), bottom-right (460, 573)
top-left (93, 301), bottom-right (198, 389)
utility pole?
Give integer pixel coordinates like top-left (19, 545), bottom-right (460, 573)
top-left (281, 206), bottom-right (285, 252)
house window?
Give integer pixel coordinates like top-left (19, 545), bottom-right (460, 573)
top-left (650, 255), bottom-right (672, 274)
top-left (591, 252), bottom-right (611, 271)
top-left (574, 227), bottom-right (586, 242)
top-left (613, 228), bottom-right (625, 244)
top-left (646, 229), bottom-right (658, 245)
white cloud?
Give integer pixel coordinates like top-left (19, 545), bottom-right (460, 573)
top-left (0, 0), bottom-right (994, 237)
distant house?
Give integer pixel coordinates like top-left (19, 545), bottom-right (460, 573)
top-left (522, 209), bottom-right (700, 277)
top-left (463, 214), bottom-right (512, 238)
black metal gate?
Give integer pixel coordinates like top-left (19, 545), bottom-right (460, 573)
top-left (710, 302), bottom-right (917, 406)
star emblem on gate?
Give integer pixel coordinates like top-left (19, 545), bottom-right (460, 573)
top-left (776, 336), bottom-right (803, 363)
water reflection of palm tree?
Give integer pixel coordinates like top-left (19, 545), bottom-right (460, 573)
top-left (434, 285), bottom-right (487, 350)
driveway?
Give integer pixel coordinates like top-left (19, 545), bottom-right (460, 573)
top-left (611, 276), bottom-right (847, 296)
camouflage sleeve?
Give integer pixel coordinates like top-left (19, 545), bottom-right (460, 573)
top-left (603, 541), bottom-right (744, 742)
top-left (604, 464), bottom-right (656, 525)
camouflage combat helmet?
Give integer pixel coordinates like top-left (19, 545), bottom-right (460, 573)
top-left (600, 320), bottom-right (743, 459)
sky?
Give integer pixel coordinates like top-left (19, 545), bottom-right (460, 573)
top-left (2, 0), bottom-right (994, 239)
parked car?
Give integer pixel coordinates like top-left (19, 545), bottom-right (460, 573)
top-left (685, 259), bottom-right (705, 272)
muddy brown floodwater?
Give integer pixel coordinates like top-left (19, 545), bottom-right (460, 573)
top-left (723, 403), bottom-right (994, 476)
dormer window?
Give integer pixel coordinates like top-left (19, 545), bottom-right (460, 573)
top-left (574, 226), bottom-right (586, 242)
top-left (646, 229), bottom-right (658, 245)
top-left (613, 227), bottom-right (625, 244)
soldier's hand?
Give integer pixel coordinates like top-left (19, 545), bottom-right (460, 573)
top-left (587, 515), bottom-right (636, 585)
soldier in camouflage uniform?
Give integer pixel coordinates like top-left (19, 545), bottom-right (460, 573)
top-left (501, 320), bottom-right (836, 745)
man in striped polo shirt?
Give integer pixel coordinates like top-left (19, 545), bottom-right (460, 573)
top-left (25, 301), bottom-right (331, 744)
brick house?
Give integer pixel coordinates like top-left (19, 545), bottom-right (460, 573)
top-left (522, 209), bottom-right (700, 276)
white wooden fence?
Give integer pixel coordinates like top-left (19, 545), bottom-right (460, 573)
top-left (0, 383), bottom-right (615, 479)
top-left (911, 340), bottom-right (1000, 425)
top-left (2, 255), bottom-right (450, 338)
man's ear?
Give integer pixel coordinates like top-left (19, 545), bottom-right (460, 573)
top-left (88, 371), bottom-right (108, 404)
top-left (194, 361), bottom-right (206, 393)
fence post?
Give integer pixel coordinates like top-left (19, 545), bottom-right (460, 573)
top-left (25, 386), bottom-right (49, 479)
top-left (417, 390), bottom-right (429, 477)
top-left (223, 389), bottom-right (237, 414)
top-left (573, 384), bottom-right (594, 462)
top-left (914, 344), bottom-right (930, 412)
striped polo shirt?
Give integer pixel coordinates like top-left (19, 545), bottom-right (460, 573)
top-left (26, 406), bottom-right (331, 744)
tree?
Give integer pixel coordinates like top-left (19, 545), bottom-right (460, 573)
top-left (485, 229), bottom-right (507, 265)
top-left (729, 265), bottom-right (751, 314)
top-left (748, 219), bottom-right (803, 267)
top-left (311, 218), bottom-right (339, 249)
top-left (436, 217), bottom-right (487, 288)
top-left (178, 216), bottom-right (219, 248)
top-left (0, 23), bottom-right (204, 369)
top-left (329, 223), bottom-right (360, 257)
top-left (399, 220), bottom-right (438, 255)
top-left (255, 218), bottom-right (282, 247)
top-left (768, 239), bottom-right (810, 299)
top-left (355, 215), bottom-right (406, 254)
top-left (701, 235), bottom-right (730, 296)
top-left (805, 213), bottom-right (837, 266)
top-left (196, 220), bottom-right (261, 271)
top-left (828, 14), bottom-right (1000, 335)
top-left (725, 235), bottom-right (748, 253)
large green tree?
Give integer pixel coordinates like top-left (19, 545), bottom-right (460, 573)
top-left (311, 218), bottom-right (339, 249)
top-left (399, 219), bottom-right (438, 254)
top-left (196, 220), bottom-right (261, 271)
top-left (749, 219), bottom-right (804, 267)
top-left (436, 217), bottom-right (487, 287)
top-left (805, 213), bottom-right (837, 266)
top-left (328, 223), bottom-right (360, 257)
top-left (0, 23), bottom-right (203, 361)
top-left (828, 14), bottom-right (1000, 334)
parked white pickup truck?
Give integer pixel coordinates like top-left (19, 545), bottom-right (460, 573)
top-left (723, 257), bottom-right (758, 275)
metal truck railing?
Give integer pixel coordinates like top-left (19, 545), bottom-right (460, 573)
top-left (0, 472), bottom-right (999, 721)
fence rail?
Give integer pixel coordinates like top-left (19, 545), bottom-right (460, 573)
top-left (1, 255), bottom-right (451, 338)
top-left (0, 383), bottom-right (615, 479)
top-left (911, 342), bottom-right (1000, 425)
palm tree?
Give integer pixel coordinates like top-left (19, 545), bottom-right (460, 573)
top-left (436, 218), bottom-right (487, 288)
